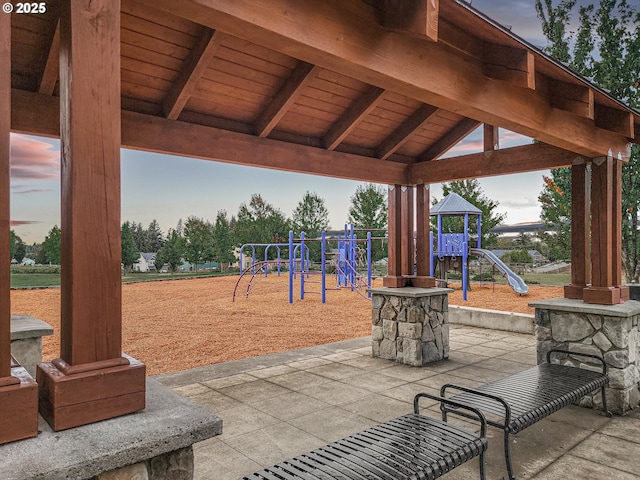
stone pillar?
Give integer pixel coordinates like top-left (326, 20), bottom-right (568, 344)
top-left (371, 287), bottom-right (452, 366)
top-left (531, 298), bottom-right (640, 415)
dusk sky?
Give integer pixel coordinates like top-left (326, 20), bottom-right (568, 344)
top-left (9, 1), bottom-right (587, 244)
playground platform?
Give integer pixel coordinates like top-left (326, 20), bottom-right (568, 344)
top-left (156, 325), bottom-right (640, 480)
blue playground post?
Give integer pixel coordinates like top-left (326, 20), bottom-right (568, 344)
top-left (367, 231), bottom-right (372, 298)
top-left (288, 230), bottom-right (294, 304)
top-left (300, 231), bottom-right (305, 301)
top-left (321, 231), bottom-right (326, 303)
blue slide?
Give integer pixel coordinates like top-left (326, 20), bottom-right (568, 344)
top-left (470, 248), bottom-right (529, 295)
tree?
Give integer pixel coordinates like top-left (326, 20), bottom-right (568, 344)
top-left (536, 0), bottom-right (640, 279)
top-left (348, 184), bottom-right (387, 261)
top-left (121, 222), bottom-right (140, 271)
top-left (213, 210), bottom-right (236, 270)
top-left (292, 191), bottom-right (330, 262)
top-left (183, 216), bottom-right (214, 270)
top-left (10, 230), bottom-right (25, 262)
top-left (538, 169), bottom-right (572, 261)
top-left (234, 194), bottom-right (290, 260)
top-left (41, 225), bottom-right (61, 265)
top-left (433, 180), bottom-right (506, 247)
top-left (155, 228), bottom-right (185, 273)
top-left (144, 219), bottom-right (165, 252)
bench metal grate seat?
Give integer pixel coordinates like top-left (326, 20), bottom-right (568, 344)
top-left (441, 349), bottom-right (610, 480)
top-left (241, 393), bottom-right (489, 480)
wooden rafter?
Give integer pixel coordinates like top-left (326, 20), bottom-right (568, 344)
top-left (410, 143), bottom-right (581, 184)
top-left (323, 86), bottom-right (386, 150)
top-left (377, 0), bottom-right (440, 41)
top-left (39, 20), bottom-right (60, 96)
top-left (483, 44), bottom-right (535, 89)
top-left (595, 104), bottom-right (634, 139)
top-left (138, 0), bottom-right (633, 159)
top-left (419, 118), bottom-right (480, 161)
top-left (254, 61), bottom-right (320, 137)
top-left (376, 104), bottom-right (439, 160)
top-left (543, 77), bottom-right (594, 120)
top-left (163, 28), bottom-right (224, 120)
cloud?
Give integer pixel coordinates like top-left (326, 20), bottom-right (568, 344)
top-left (10, 133), bottom-right (59, 181)
top-left (10, 220), bottom-right (40, 226)
top-left (11, 186), bottom-right (55, 195)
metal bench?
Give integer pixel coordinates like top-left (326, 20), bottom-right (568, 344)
top-left (240, 392), bottom-right (488, 480)
top-left (440, 349), bottom-right (611, 480)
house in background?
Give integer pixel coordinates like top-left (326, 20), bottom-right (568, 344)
top-left (133, 253), bottom-right (157, 273)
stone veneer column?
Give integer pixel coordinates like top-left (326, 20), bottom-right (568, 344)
top-left (371, 287), bottom-right (452, 366)
top-left (531, 298), bottom-right (640, 415)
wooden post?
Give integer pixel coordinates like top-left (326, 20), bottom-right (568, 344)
top-left (400, 186), bottom-right (414, 277)
top-left (583, 156), bottom-right (621, 305)
top-left (0, 10), bottom-right (38, 445)
top-left (613, 159), bottom-right (629, 300)
top-left (37, 0), bottom-right (145, 431)
top-left (483, 124), bottom-right (499, 151)
top-left (414, 184), bottom-right (436, 287)
top-left (383, 184), bottom-right (409, 287)
top-left (564, 163), bottom-right (591, 299)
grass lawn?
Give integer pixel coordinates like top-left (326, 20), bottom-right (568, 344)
top-left (11, 270), bottom-right (236, 288)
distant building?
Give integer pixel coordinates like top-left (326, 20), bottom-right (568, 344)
top-left (133, 252), bottom-right (157, 272)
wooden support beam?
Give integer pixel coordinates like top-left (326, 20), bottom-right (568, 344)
top-left (411, 143), bottom-right (581, 185)
top-left (483, 124), bottom-right (499, 151)
top-left (564, 163), bottom-right (591, 300)
top-left (10, 90), bottom-right (410, 185)
top-left (0, 10), bottom-right (38, 446)
top-left (595, 104), bottom-right (635, 138)
top-left (419, 118), bottom-right (481, 161)
top-left (255, 62), bottom-right (320, 137)
top-left (136, 0), bottom-right (633, 159)
top-left (39, 20), bottom-right (60, 95)
top-left (377, 0), bottom-right (439, 41)
top-left (383, 185), bottom-right (409, 287)
top-left (584, 156), bottom-right (620, 305)
top-left (0, 8), bottom-right (11, 383)
top-left (414, 184), bottom-right (436, 288)
top-left (612, 159), bottom-right (628, 300)
top-left (323, 86), bottom-right (386, 150)
top-left (400, 186), bottom-right (414, 276)
top-left (37, 0), bottom-right (145, 431)
top-left (483, 44), bottom-right (535, 89)
top-left (376, 105), bottom-right (439, 160)
top-left (163, 28), bottom-right (224, 120)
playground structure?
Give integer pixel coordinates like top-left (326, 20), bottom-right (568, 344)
top-left (430, 193), bottom-right (528, 300)
top-left (233, 225), bottom-right (375, 303)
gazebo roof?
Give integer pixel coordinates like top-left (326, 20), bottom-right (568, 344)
top-left (431, 193), bottom-right (482, 216)
top-left (9, 0), bottom-right (640, 186)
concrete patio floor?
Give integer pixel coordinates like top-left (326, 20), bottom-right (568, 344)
top-left (155, 325), bottom-right (640, 479)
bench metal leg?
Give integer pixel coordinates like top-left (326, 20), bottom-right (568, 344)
top-left (480, 450), bottom-right (487, 480)
top-left (504, 430), bottom-right (516, 480)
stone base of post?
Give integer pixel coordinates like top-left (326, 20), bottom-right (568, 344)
top-left (0, 358), bottom-right (38, 445)
top-left (532, 297), bottom-right (640, 415)
top-left (371, 287), bottom-right (452, 366)
top-left (37, 353), bottom-right (146, 431)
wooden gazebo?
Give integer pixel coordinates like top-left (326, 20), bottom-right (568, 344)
top-left (2, 0), bottom-right (639, 444)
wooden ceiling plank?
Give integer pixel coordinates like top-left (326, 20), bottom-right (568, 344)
top-left (136, 0), bottom-right (633, 159)
top-left (254, 61), bottom-right (320, 137)
top-left (162, 28), bottom-right (224, 120)
top-left (11, 89), bottom-right (408, 185)
top-left (420, 118), bottom-right (481, 161)
top-left (411, 143), bottom-right (581, 184)
top-left (323, 86), bottom-right (386, 150)
top-left (378, 0), bottom-right (439, 41)
top-left (38, 20), bottom-right (60, 95)
top-left (376, 104), bottom-right (439, 160)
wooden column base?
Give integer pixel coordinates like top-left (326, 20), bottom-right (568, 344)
top-left (0, 362), bottom-right (38, 445)
top-left (411, 276), bottom-right (437, 288)
top-left (583, 286), bottom-right (621, 305)
top-left (564, 284), bottom-right (587, 300)
top-left (383, 276), bottom-right (411, 288)
top-left (620, 285), bottom-right (630, 301)
top-left (37, 353), bottom-right (145, 431)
